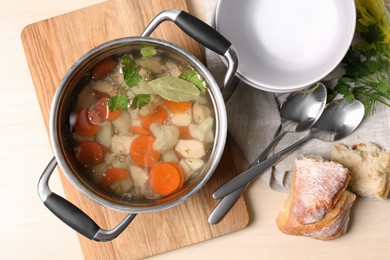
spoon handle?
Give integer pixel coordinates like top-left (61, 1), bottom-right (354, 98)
top-left (208, 130), bottom-right (287, 224)
top-left (212, 133), bottom-right (313, 199)
top-left (251, 130), bottom-right (287, 166)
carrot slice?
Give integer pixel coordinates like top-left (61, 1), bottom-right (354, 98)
top-left (179, 126), bottom-right (193, 139)
top-left (94, 91), bottom-right (111, 99)
top-left (149, 162), bottom-right (185, 196)
top-left (74, 109), bottom-right (100, 136)
top-left (77, 141), bottom-right (104, 167)
top-left (88, 98), bottom-right (121, 125)
top-left (102, 168), bottom-right (129, 189)
top-left (168, 162), bottom-right (185, 187)
top-left (130, 126), bottom-right (152, 136)
top-left (164, 99), bottom-right (192, 113)
top-left (92, 58), bottom-right (118, 80)
top-left (139, 106), bottom-right (168, 129)
top-left (130, 135), bottom-right (160, 167)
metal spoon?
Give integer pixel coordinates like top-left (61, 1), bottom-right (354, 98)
top-left (212, 99), bottom-right (365, 200)
top-left (208, 83), bottom-right (327, 224)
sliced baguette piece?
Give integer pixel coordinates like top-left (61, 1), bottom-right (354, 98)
top-left (277, 190), bottom-right (356, 240)
top-left (331, 143), bottom-right (390, 200)
top-left (289, 156), bottom-right (350, 225)
top-left (276, 156), bottom-right (354, 240)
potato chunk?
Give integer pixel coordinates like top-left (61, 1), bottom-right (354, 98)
top-left (111, 135), bottom-right (135, 154)
top-left (189, 117), bottom-right (214, 143)
top-left (192, 102), bottom-right (211, 124)
top-left (175, 139), bottom-right (205, 159)
top-left (150, 123), bottom-right (180, 153)
top-left (112, 111), bottom-right (132, 134)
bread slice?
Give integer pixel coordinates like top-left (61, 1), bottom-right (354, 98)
top-left (276, 156), bottom-right (355, 240)
top-left (331, 143), bottom-right (390, 200)
top-left (277, 190), bottom-right (356, 240)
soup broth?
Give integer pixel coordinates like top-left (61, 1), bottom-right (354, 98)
top-left (68, 45), bottom-right (215, 204)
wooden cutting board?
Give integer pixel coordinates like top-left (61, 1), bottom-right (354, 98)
top-left (21, 0), bottom-right (249, 259)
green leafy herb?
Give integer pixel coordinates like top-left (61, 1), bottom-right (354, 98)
top-left (148, 76), bottom-right (201, 102)
top-left (108, 54), bottom-right (150, 111)
top-left (108, 95), bottom-right (130, 111)
top-left (140, 46), bottom-right (157, 58)
top-left (122, 54), bottom-right (142, 87)
top-left (333, 24), bottom-right (390, 115)
top-left (131, 94), bottom-right (151, 109)
top-left (179, 69), bottom-right (207, 93)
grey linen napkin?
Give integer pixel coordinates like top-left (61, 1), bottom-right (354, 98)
top-left (203, 0), bottom-right (390, 194)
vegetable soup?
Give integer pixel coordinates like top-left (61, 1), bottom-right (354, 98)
top-left (68, 45), bottom-right (215, 204)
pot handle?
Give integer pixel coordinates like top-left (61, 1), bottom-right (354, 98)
top-left (141, 9), bottom-right (238, 101)
top-left (38, 157), bottom-right (136, 242)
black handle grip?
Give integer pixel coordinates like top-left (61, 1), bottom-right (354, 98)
top-left (38, 157), bottom-right (136, 241)
top-left (175, 11), bottom-right (231, 55)
top-left (44, 192), bottom-right (100, 240)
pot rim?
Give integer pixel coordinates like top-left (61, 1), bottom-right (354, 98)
top-left (49, 36), bottom-right (227, 214)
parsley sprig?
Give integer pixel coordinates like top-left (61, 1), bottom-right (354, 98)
top-left (108, 51), bottom-right (154, 111)
top-left (333, 24), bottom-right (390, 116)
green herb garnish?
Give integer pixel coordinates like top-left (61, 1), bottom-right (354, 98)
top-left (122, 54), bottom-right (142, 87)
top-left (108, 54), bottom-right (150, 111)
top-left (108, 95), bottom-right (130, 111)
top-left (333, 24), bottom-right (390, 115)
top-left (179, 69), bottom-right (207, 93)
top-left (140, 46), bottom-right (157, 58)
top-left (130, 94), bottom-right (151, 109)
top-left (332, 1), bottom-right (390, 116)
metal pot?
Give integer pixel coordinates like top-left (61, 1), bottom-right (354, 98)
top-left (38, 9), bottom-right (238, 242)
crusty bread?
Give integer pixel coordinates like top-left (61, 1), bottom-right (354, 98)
top-left (331, 143), bottom-right (390, 200)
top-left (276, 156), bottom-right (355, 240)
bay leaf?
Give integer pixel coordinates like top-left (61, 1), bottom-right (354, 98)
top-left (148, 76), bottom-right (201, 102)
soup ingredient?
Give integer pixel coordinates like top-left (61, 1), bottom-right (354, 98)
top-left (189, 117), bottom-right (214, 143)
top-left (130, 135), bottom-right (161, 167)
top-left (148, 76), bottom-right (201, 102)
top-left (77, 141), bottom-right (104, 167)
top-left (129, 165), bottom-right (149, 195)
top-left (88, 98), bottom-right (121, 125)
top-left (192, 102), bottom-right (212, 124)
top-left (140, 45), bottom-right (157, 58)
top-left (178, 126), bottom-right (193, 139)
top-left (149, 123), bottom-right (180, 153)
top-left (170, 109), bottom-right (192, 126)
top-left (92, 58), bottom-right (118, 80)
top-left (108, 95), bottom-right (130, 111)
top-left (130, 94), bottom-right (151, 110)
top-left (122, 54), bottom-right (142, 87)
top-left (95, 121), bottom-right (113, 148)
top-left (175, 139), bottom-right (206, 159)
top-left (164, 99), bottom-right (192, 113)
top-left (179, 158), bottom-right (205, 180)
top-left (179, 69), bottom-right (207, 93)
top-left (161, 150), bottom-right (179, 163)
top-left (139, 106), bottom-right (168, 129)
top-left (111, 135), bottom-right (135, 154)
top-left (74, 109), bottom-right (100, 136)
top-left (102, 168), bottom-right (131, 192)
top-left (332, 0), bottom-right (390, 115)
top-left (149, 162), bottom-right (185, 195)
top-left (108, 54), bottom-right (151, 111)
top-left (130, 126), bottom-right (152, 136)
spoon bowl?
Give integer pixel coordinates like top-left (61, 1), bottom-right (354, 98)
top-left (208, 83), bottom-right (327, 224)
top-left (212, 99), bottom-right (365, 200)
top-left (280, 83), bottom-right (327, 133)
